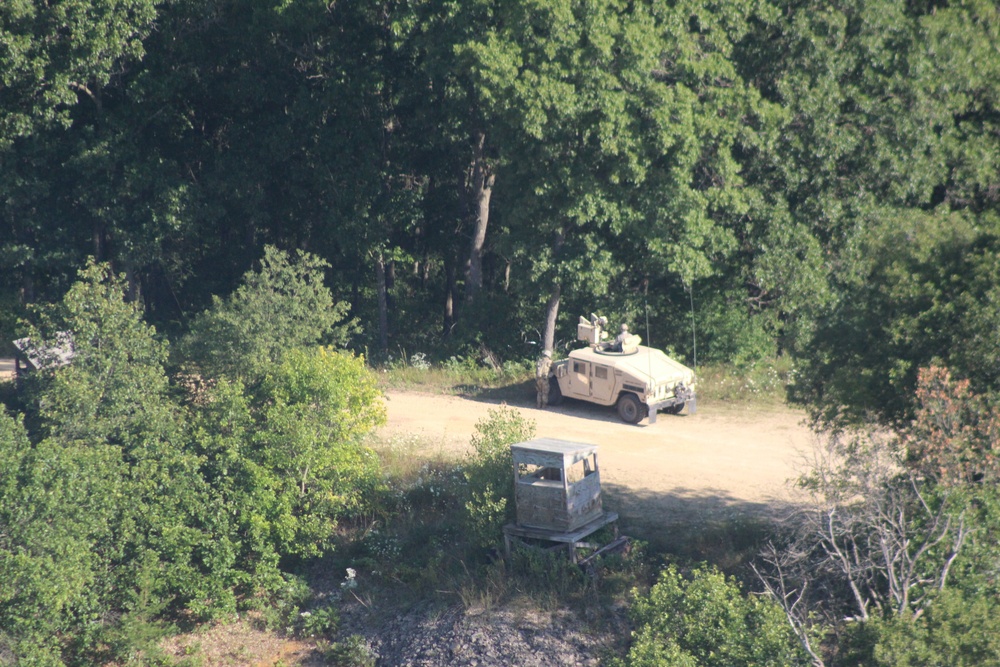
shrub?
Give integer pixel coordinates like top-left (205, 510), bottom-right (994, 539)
top-left (462, 406), bottom-right (535, 550)
top-left (299, 604), bottom-right (340, 640)
top-left (181, 245), bottom-right (356, 382)
top-left (318, 634), bottom-right (376, 667)
top-left (617, 564), bottom-right (808, 667)
top-left (840, 588), bottom-right (1000, 667)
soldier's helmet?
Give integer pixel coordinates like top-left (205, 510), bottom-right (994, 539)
top-left (621, 324), bottom-right (629, 332)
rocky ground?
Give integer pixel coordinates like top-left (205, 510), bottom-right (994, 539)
top-left (342, 601), bottom-right (624, 667)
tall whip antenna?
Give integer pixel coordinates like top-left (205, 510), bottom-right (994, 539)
top-left (644, 280), bottom-right (653, 382)
top-left (686, 278), bottom-right (697, 373)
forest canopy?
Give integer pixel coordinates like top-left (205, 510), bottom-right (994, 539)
top-left (1, 0), bottom-right (998, 417)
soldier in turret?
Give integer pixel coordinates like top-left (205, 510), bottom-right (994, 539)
top-left (613, 324), bottom-right (630, 351)
top-left (536, 349), bottom-right (553, 408)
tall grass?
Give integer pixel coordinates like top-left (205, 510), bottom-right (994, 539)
top-left (376, 352), bottom-right (533, 395)
top-left (694, 357), bottom-right (795, 407)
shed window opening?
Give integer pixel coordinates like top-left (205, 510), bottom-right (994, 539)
top-left (518, 464), bottom-right (562, 482)
top-left (566, 454), bottom-right (598, 484)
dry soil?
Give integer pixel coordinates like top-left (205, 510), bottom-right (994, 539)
top-left (378, 389), bottom-right (816, 536)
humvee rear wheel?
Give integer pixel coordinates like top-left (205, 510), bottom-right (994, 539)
top-left (548, 377), bottom-right (563, 406)
top-left (664, 403), bottom-right (685, 415)
top-left (616, 393), bottom-right (644, 424)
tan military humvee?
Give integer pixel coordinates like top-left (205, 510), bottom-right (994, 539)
top-left (548, 314), bottom-right (696, 424)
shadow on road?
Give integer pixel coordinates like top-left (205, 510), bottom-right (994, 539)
top-left (599, 481), bottom-right (804, 562)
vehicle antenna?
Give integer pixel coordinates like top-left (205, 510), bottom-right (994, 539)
top-left (686, 277), bottom-right (697, 373)
top-left (644, 280), bottom-right (653, 383)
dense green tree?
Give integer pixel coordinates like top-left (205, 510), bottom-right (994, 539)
top-left (256, 347), bottom-right (386, 550)
top-left (736, 0), bottom-right (1000, 418)
top-left (3, 262), bottom-right (238, 663)
top-left (404, 0), bottom-right (795, 366)
top-left (794, 211), bottom-right (1000, 424)
top-left (192, 346), bottom-right (385, 566)
top-left (0, 0), bottom-right (156, 144)
top-left (22, 260), bottom-right (175, 444)
top-left (0, 408), bottom-right (118, 664)
top-left (181, 246), bottom-right (355, 382)
top-left (618, 564), bottom-right (808, 667)
top-left (0, 0), bottom-right (163, 316)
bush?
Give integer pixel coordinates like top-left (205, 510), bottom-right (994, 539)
top-left (462, 406), bottom-right (535, 551)
top-left (181, 245), bottom-right (356, 382)
top-left (616, 564), bottom-right (808, 667)
top-left (317, 634), bottom-right (376, 667)
top-left (840, 588), bottom-right (1000, 667)
top-left (298, 604), bottom-right (340, 640)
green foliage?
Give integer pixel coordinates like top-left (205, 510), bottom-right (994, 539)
top-left (317, 634), bottom-right (376, 667)
top-left (618, 564), bottom-right (808, 667)
top-left (298, 604), bottom-right (340, 640)
top-left (195, 347), bottom-right (386, 564)
top-left (794, 211), bottom-right (1000, 424)
top-left (23, 260), bottom-right (175, 445)
top-left (0, 0), bottom-right (157, 144)
top-left (0, 289), bottom-right (21, 356)
top-left (0, 263), bottom-right (237, 663)
top-left (0, 263), bottom-right (388, 663)
top-left (182, 245), bottom-right (356, 382)
top-left (840, 588), bottom-right (1000, 667)
top-left (463, 406), bottom-right (536, 550)
top-left (256, 572), bottom-right (314, 636)
top-left (695, 288), bottom-right (778, 367)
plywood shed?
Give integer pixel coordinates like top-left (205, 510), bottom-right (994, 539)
top-left (12, 332), bottom-right (75, 380)
top-left (504, 438), bottom-right (621, 564)
top-left (511, 438), bottom-right (604, 533)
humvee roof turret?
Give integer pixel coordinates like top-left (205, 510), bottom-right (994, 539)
top-left (548, 315), bottom-right (696, 424)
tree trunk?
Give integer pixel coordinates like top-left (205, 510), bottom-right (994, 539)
top-left (386, 258), bottom-right (396, 314)
top-left (541, 227), bottom-right (567, 353)
top-left (542, 283), bottom-right (561, 354)
top-left (124, 265), bottom-right (141, 305)
top-left (443, 257), bottom-right (456, 339)
top-left (93, 223), bottom-right (104, 261)
top-left (465, 131), bottom-right (494, 302)
top-left (375, 250), bottom-right (389, 354)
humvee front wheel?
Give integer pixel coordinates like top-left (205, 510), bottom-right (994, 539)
top-left (616, 393), bottom-right (644, 424)
top-left (548, 377), bottom-right (563, 406)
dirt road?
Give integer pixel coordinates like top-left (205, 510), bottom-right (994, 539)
top-left (379, 390), bottom-right (816, 535)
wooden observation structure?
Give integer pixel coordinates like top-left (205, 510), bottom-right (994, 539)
top-left (503, 438), bottom-right (620, 563)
